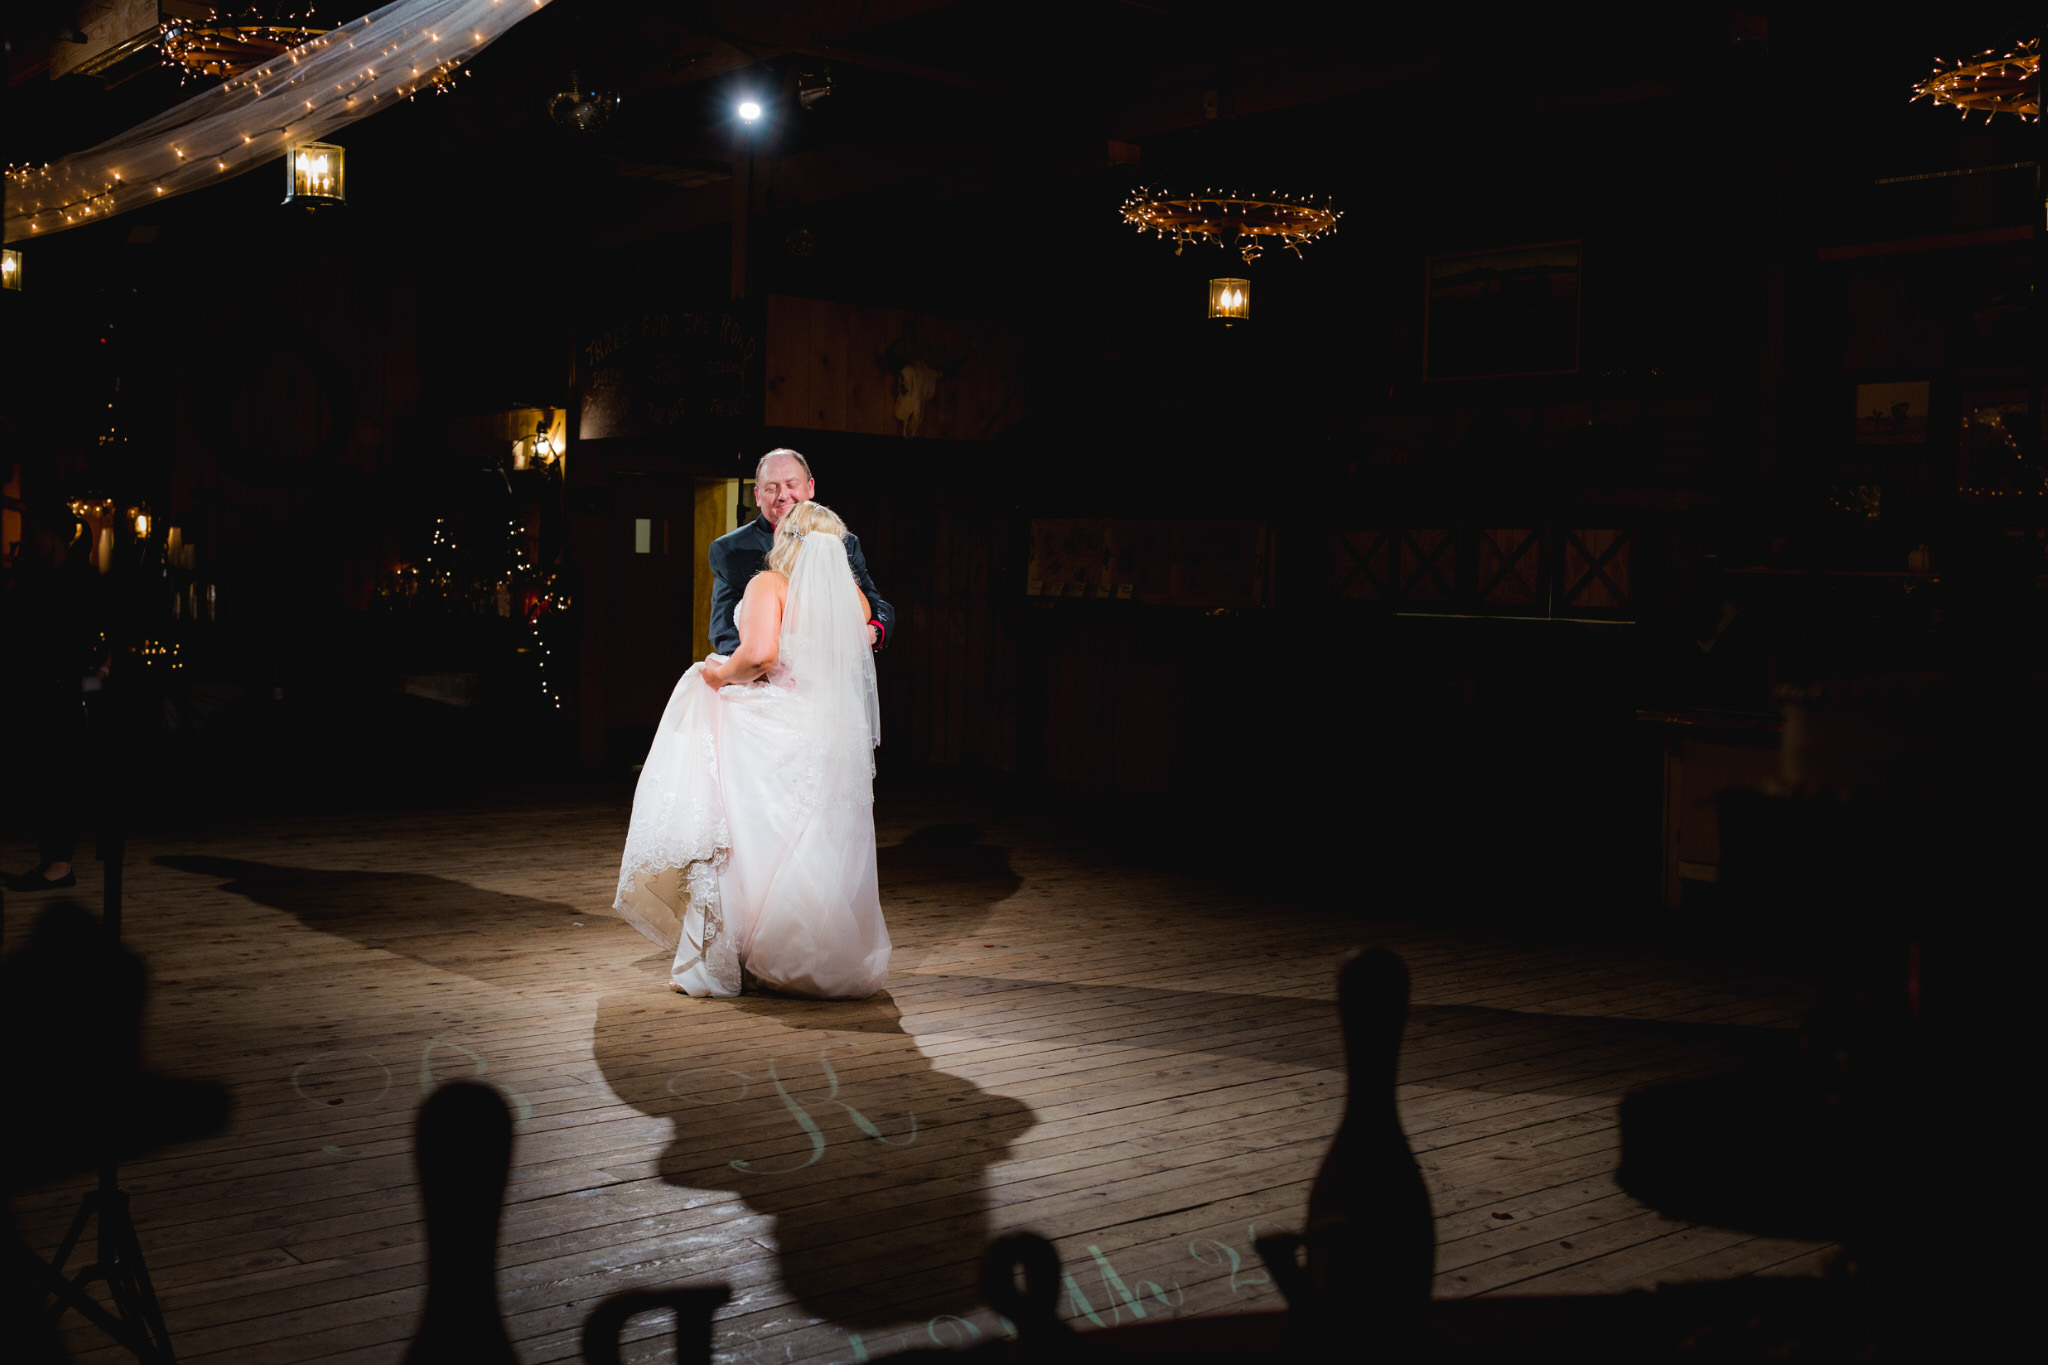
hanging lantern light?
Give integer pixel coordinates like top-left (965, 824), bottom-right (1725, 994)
top-left (284, 141), bottom-right (346, 207)
top-left (128, 504), bottom-right (152, 539)
top-left (1, 247), bottom-right (20, 291)
top-left (1208, 277), bottom-right (1251, 324)
top-left (511, 417), bottom-right (561, 471)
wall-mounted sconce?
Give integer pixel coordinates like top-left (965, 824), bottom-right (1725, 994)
top-left (284, 141), bottom-right (345, 207)
top-left (1, 248), bottom-right (20, 291)
top-left (511, 417), bottom-right (561, 471)
top-left (128, 504), bottom-right (152, 538)
top-left (1208, 277), bottom-right (1250, 324)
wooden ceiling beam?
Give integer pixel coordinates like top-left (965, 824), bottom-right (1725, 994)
top-left (621, 0), bottom-right (978, 100)
top-left (727, 34), bottom-right (1009, 96)
top-left (1110, 53), bottom-right (1442, 141)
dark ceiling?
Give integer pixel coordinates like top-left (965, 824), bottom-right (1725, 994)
top-left (11, 3), bottom-right (2039, 258)
top-left (5, 1), bottom-right (2040, 410)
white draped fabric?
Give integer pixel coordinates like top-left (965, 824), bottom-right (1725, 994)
top-left (612, 533), bottom-right (889, 1000)
top-left (5, 0), bottom-right (556, 243)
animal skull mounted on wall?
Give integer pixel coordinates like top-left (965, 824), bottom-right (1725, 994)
top-left (894, 362), bottom-right (941, 437)
top-left (879, 326), bottom-right (972, 438)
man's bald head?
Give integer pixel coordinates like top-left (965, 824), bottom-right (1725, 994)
top-left (755, 448), bottom-right (816, 528)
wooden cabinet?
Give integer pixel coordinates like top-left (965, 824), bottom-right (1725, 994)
top-left (1639, 710), bottom-right (1782, 909)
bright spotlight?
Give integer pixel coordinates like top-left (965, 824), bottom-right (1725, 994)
top-left (737, 100), bottom-right (763, 122)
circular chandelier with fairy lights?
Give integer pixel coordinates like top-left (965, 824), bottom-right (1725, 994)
top-left (1121, 186), bottom-right (1341, 263)
top-left (160, 6), bottom-right (331, 81)
top-left (1911, 37), bottom-right (2040, 123)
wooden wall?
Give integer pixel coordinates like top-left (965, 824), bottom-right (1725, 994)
top-left (1334, 522), bottom-right (1640, 619)
top-left (849, 497), bottom-right (1021, 775)
top-left (763, 295), bottom-right (1024, 441)
top-left (1026, 519), bottom-right (1272, 607)
top-left (846, 492), bottom-right (1263, 795)
top-left (569, 471), bottom-right (698, 768)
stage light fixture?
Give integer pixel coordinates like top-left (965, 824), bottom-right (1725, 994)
top-left (737, 99), bottom-right (763, 123)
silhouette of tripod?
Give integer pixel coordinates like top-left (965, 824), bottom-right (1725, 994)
top-left (25, 825), bottom-right (180, 1364)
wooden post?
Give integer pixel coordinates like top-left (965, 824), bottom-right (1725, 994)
top-left (730, 146), bottom-right (752, 299)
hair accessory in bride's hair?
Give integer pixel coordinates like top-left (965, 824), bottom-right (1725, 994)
top-left (785, 526), bottom-right (806, 541)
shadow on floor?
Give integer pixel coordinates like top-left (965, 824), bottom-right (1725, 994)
top-left (154, 854), bottom-right (587, 989)
top-left (154, 826), bottom-right (1787, 1334)
top-left (588, 823), bottom-right (1036, 1326)
top-left (159, 828), bottom-right (1038, 1326)
top-left (591, 987), bottom-right (1033, 1327)
top-left (587, 824), bottom-right (1036, 1326)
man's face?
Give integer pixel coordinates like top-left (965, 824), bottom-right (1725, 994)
top-left (756, 455), bottom-right (814, 527)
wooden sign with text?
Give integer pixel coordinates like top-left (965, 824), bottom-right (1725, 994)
top-left (576, 303), bottom-right (763, 443)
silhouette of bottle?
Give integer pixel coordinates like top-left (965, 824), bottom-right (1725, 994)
top-left (1259, 947), bottom-right (1434, 1352)
top-left (404, 1083), bottom-right (518, 1365)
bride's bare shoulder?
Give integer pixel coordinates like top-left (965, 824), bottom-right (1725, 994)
top-left (746, 569), bottom-right (789, 600)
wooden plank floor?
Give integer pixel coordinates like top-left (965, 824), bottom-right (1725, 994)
top-left (6, 778), bottom-right (1835, 1364)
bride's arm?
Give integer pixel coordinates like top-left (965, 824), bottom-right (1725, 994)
top-left (702, 575), bottom-right (783, 688)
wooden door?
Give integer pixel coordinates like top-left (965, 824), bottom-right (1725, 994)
top-left (603, 475), bottom-right (696, 763)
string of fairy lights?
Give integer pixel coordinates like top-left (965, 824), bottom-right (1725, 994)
top-left (160, 5), bottom-right (334, 84)
top-left (1121, 186), bottom-right (1342, 263)
top-left (507, 515), bottom-right (566, 711)
top-left (3, 0), bottom-right (551, 242)
top-left (1911, 38), bottom-right (2042, 123)
top-left (378, 514), bottom-right (568, 712)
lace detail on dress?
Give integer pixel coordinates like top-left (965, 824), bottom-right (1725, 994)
top-left (771, 645), bottom-right (878, 818)
top-left (614, 781), bottom-right (739, 995)
top-left (668, 854), bottom-right (739, 995)
top-left (612, 773), bottom-right (730, 910)
top-left (610, 661), bottom-right (743, 995)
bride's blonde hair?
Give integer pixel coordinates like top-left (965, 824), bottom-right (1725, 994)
top-left (765, 500), bottom-right (849, 577)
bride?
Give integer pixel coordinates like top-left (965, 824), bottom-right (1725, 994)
top-left (610, 502), bottom-right (889, 999)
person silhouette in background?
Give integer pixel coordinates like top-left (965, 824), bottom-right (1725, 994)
top-left (4, 500), bottom-right (110, 892)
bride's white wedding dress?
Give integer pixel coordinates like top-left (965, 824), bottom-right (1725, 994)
top-left (609, 532), bottom-right (888, 999)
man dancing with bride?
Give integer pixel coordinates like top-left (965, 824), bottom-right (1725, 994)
top-left (610, 450), bottom-right (893, 999)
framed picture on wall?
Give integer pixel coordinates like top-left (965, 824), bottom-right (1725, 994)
top-left (1851, 381), bottom-right (1930, 444)
top-left (1424, 241), bottom-right (1581, 381)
